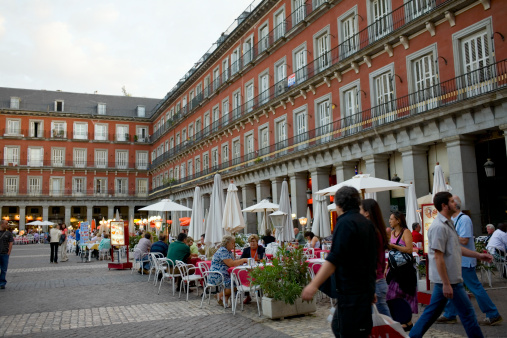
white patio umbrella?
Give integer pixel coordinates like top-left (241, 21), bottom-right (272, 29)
top-left (222, 182), bottom-right (246, 235)
top-left (306, 207), bottom-right (312, 231)
top-left (139, 199), bottom-right (192, 234)
top-left (188, 186), bottom-right (204, 239)
top-left (276, 180), bottom-right (295, 242)
top-left (316, 174), bottom-right (410, 197)
top-left (432, 163), bottom-right (448, 195)
top-left (26, 220), bottom-right (44, 226)
top-left (242, 199), bottom-right (279, 234)
top-left (327, 203), bottom-right (336, 211)
top-left (171, 211), bottom-right (180, 237)
top-left (115, 209), bottom-right (121, 221)
top-left (405, 184), bottom-right (421, 228)
top-left (204, 174), bottom-right (225, 249)
top-left (312, 194), bottom-right (331, 238)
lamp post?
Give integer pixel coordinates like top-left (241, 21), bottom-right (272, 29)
top-left (299, 217), bottom-right (308, 230)
top-left (269, 210), bottom-right (287, 241)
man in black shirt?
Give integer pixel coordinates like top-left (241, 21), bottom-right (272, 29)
top-left (302, 186), bottom-right (377, 337)
top-left (0, 220), bottom-right (14, 290)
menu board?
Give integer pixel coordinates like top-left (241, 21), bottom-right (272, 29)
top-left (80, 222), bottom-right (90, 245)
top-left (110, 221), bottom-right (125, 246)
top-left (422, 204), bottom-right (438, 254)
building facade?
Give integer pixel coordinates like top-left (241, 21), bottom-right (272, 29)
top-left (2, 0), bottom-right (507, 233)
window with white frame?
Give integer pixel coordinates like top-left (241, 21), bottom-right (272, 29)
top-left (204, 76), bottom-right (210, 98)
top-left (195, 156), bottom-right (201, 174)
top-left (95, 124), bottom-right (108, 141)
top-left (94, 178), bottom-right (107, 195)
top-left (188, 123), bottom-right (194, 139)
top-left (73, 177), bottom-right (85, 196)
top-left (28, 177), bottom-right (42, 195)
top-left (275, 59), bottom-right (287, 96)
top-left (182, 96), bottom-right (187, 112)
top-left (137, 179), bottom-right (148, 196)
top-left (222, 99), bottom-right (229, 126)
top-left (274, 9), bottom-right (285, 41)
top-left (275, 118), bottom-right (288, 151)
top-left (204, 111), bottom-right (210, 131)
top-left (4, 146), bottom-right (19, 165)
top-left (260, 72), bottom-right (270, 104)
top-left (370, 0), bottom-right (392, 41)
top-left (116, 150), bottom-right (128, 169)
top-left (97, 103), bottom-right (106, 115)
top-left (292, 0), bottom-right (306, 26)
top-left (294, 106), bottom-right (308, 149)
top-left (293, 44), bottom-right (307, 83)
top-left (203, 153), bottom-right (209, 173)
top-left (339, 8), bottom-right (358, 58)
top-left (116, 125), bottom-right (129, 142)
top-left (182, 128), bottom-right (187, 143)
top-left (232, 139), bottom-right (241, 165)
top-left (313, 0), bottom-right (325, 9)
top-left (406, 0), bottom-right (433, 21)
top-left (73, 148), bottom-right (86, 168)
top-left (246, 83), bottom-right (255, 113)
top-left (73, 122), bottom-right (88, 140)
top-left (6, 119), bottom-right (21, 135)
top-left (407, 45), bottom-right (439, 112)
top-left (29, 120), bottom-right (43, 138)
top-left (176, 133), bottom-right (180, 146)
top-left (222, 143), bottom-right (229, 166)
top-left (245, 133), bottom-right (255, 161)
top-left (213, 67), bottom-right (220, 91)
top-left (170, 137), bottom-right (174, 149)
top-left (195, 118), bottom-right (201, 136)
top-left (136, 126), bottom-right (148, 142)
top-left (50, 177), bottom-right (64, 196)
top-left (51, 148), bottom-right (65, 167)
top-left (370, 64), bottom-right (396, 124)
top-left (231, 48), bottom-right (240, 74)
top-left (51, 121), bottom-right (66, 138)
top-left (212, 106), bottom-right (220, 132)
top-left (4, 176), bottom-right (18, 195)
top-left (137, 106), bottom-right (145, 117)
top-left (10, 97), bottom-right (20, 109)
top-left (189, 90), bottom-right (194, 109)
top-left (222, 58), bottom-right (229, 83)
top-left (196, 83), bottom-right (202, 99)
top-left (232, 90), bottom-right (242, 119)
top-left (28, 147), bottom-right (44, 167)
top-left (243, 37), bottom-right (254, 65)
top-left (211, 148), bottom-right (218, 168)
top-left (314, 29), bottom-right (330, 72)
top-left (259, 23), bottom-right (270, 53)
top-left (316, 96), bottom-right (332, 142)
top-left (174, 166), bottom-right (179, 180)
top-left (259, 125), bottom-right (269, 155)
top-left (115, 178), bottom-right (128, 196)
top-left (187, 160), bottom-right (193, 177)
top-left (165, 141), bottom-right (169, 152)
top-left (95, 149), bottom-right (107, 168)
top-left (169, 168), bottom-right (174, 179)
top-left (340, 80), bottom-right (362, 134)
top-left (54, 100), bottom-right (64, 112)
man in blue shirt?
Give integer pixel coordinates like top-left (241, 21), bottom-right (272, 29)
top-left (437, 195), bottom-right (502, 326)
top-left (75, 227), bottom-right (81, 256)
top-left (151, 234), bottom-right (169, 256)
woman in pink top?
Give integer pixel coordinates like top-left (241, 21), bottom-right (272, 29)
top-left (60, 223), bottom-right (69, 262)
top-left (360, 199), bottom-right (391, 317)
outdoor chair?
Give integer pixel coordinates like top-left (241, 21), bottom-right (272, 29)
top-left (132, 248), bottom-right (150, 274)
top-left (489, 246), bottom-right (507, 279)
top-left (304, 248), bottom-right (315, 260)
top-left (231, 266), bottom-right (261, 316)
top-left (200, 271), bottom-right (226, 310)
top-left (148, 253), bottom-right (166, 284)
top-left (158, 258), bottom-right (181, 296)
top-left (176, 261), bottom-right (204, 301)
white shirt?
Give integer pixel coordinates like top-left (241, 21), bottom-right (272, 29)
top-left (487, 229), bottom-right (507, 252)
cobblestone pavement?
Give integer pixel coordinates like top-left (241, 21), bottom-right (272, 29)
top-left (0, 245), bottom-right (505, 337)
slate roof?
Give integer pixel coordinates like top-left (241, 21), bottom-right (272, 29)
top-left (0, 87), bottom-right (161, 119)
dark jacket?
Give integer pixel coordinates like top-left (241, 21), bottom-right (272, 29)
top-left (240, 245), bottom-right (265, 260)
top-left (150, 240), bottom-right (169, 256)
top-left (262, 235), bottom-right (276, 246)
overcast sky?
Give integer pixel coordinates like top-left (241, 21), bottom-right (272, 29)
top-left (0, 0), bottom-right (254, 99)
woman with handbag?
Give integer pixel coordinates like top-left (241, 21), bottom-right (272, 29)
top-left (49, 224), bottom-right (61, 264)
top-left (386, 211), bottom-right (418, 331)
top-left (59, 223), bottom-right (68, 262)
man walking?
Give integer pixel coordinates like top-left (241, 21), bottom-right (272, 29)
top-left (436, 195), bottom-right (502, 326)
top-left (0, 220), bottom-right (14, 290)
top-left (410, 192), bottom-right (493, 338)
top-left (302, 186), bottom-right (377, 337)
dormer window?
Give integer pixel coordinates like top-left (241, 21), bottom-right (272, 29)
top-left (55, 100), bottom-right (64, 112)
top-left (97, 103), bottom-right (106, 115)
top-left (10, 97), bottom-right (20, 109)
top-left (137, 105), bottom-right (145, 117)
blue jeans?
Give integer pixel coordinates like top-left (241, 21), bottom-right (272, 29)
top-left (0, 254), bottom-right (9, 287)
top-left (137, 255), bottom-right (150, 270)
top-left (410, 283), bottom-right (483, 338)
top-left (375, 278), bottom-right (392, 318)
top-left (443, 267), bottom-right (499, 319)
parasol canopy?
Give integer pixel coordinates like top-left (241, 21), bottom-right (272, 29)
top-left (139, 199), bottom-right (191, 212)
top-left (276, 180), bottom-right (295, 242)
top-left (204, 174), bottom-right (225, 248)
top-left (316, 174), bottom-right (410, 197)
top-left (188, 186), bottom-right (204, 239)
top-left (312, 194), bottom-right (331, 238)
top-left (222, 182), bottom-right (246, 234)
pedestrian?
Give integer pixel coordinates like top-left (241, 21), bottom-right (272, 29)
top-left (0, 220), bottom-right (14, 290)
top-left (302, 186), bottom-right (377, 337)
top-left (410, 192), bottom-right (493, 338)
top-left (75, 225), bottom-right (81, 256)
top-left (60, 223), bottom-right (68, 262)
top-left (49, 224), bottom-right (61, 264)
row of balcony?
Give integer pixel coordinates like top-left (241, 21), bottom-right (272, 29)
top-left (150, 59), bottom-right (507, 196)
top-left (149, 0), bottom-right (452, 146)
top-left (1, 130), bottom-right (151, 143)
top-left (0, 189), bottom-right (148, 199)
top-left (1, 160), bottom-right (148, 170)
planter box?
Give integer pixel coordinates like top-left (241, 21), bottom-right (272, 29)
top-left (261, 296), bottom-right (316, 319)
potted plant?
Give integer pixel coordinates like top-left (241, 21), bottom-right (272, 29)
top-left (134, 135), bottom-right (138, 142)
top-left (249, 245), bottom-right (316, 319)
top-left (254, 157), bottom-right (262, 164)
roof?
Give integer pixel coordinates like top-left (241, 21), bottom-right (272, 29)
top-left (0, 87), bottom-right (161, 118)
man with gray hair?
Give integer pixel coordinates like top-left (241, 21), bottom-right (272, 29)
top-left (485, 224), bottom-right (495, 245)
top-left (437, 195), bottom-right (502, 326)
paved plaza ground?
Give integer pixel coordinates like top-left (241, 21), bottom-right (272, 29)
top-left (0, 244), bottom-right (506, 337)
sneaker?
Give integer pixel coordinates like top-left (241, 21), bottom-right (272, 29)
top-left (479, 315), bottom-right (503, 326)
top-left (436, 316), bottom-right (457, 324)
top-left (0, 285), bottom-right (5, 289)
top-left (142, 269), bottom-right (150, 274)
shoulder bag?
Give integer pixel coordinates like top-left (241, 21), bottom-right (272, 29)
top-left (59, 233), bottom-right (66, 246)
top-left (388, 230), bottom-right (413, 270)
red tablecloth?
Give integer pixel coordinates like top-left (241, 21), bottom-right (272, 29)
top-left (194, 260), bottom-right (211, 276)
top-left (227, 266), bottom-right (254, 286)
top-left (306, 259), bottom-right (325, 275)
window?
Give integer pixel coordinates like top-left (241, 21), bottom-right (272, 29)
top-left (408, 46), bottom-right (439, 112)
top-left (313, 0), bottom-right (325, 9)
top-left (274, 10), bottom-right (285, 41)
top-left (232, 139), bottom-right (241, 165)
top-left (116, 125), bottom-right (129, 142)
top-left (51, 121), bottom-right (66, 138)
top-left (260, 73), bottom-right (270, 105)
top-left (211, 148), bottom-right (218, 168)
top-left (259, 126), bottom-right (269, 155)
top-left (28, 177), bottom-right (42, 196)
top-left (3, 146), bottom-right (19, 165)
top-left (94, 178), bottom-right (107, 196)
top-left (72, 178), bottom-right (85, 196)
top-left (259, 23), bottom-right (270, 53)
top-left (194, 156), bottom-right (201, 174)
top-left (189, 91), bottom-right (194, 110)
top-left (186, 160), bottom-right (192, 177)
top-left (136, 126), bottom-right (148, 142)
top-left (243, 37), bottom-right (254, 65)
top-left (293, 44), bottom-right (307, 83)
top-left (182, 128), bottom-right (187, 143)
top-left (137, 179), bottom-right (148, 196)
top-left (339, 8), bottom-right (358, 58)
top-left (137, 106), bottom-right (145, 117)
top-left (182, 96), bottom-right (187, 114)
top-left (275, 59), bottom-right (287, 96)
top-left (231, 48), bottom-right (241, 74)
top-left (370, 0), bottom-right (392, 41)
top-left (406, 0), bottom-right (434, 21)
top-left (95, 149), bottom-right (108, 168)
top-left (170, 137), bottom-right (174, 149)
top-left (340, 80), bottom-right (362, 134)
top-left (245, 133), bottom-right (254, 161)
top-left (246, 83), bottom-right (255, 112)
top-left (196, 83), bottom-right (202, 99)
top-left (165, 141), bottom-right (169, 152)
top-left (203, 153), bottom-right (209, 173)
top-left (73, 122), bottom-right (88, 140)
top-left (222, 99), bottom-right (229, 126)
top-left (314, 30), bottom-right (330, 72)
top-left (97, 103), bottom-right (106, 115)
top-left (213, 67), bottom-right (221, 91)
top-left (50, 177), bottom-right (64, 196)
top-left (28, 147), bottom-right (44, 167)
top-left (294, 107), bottom-right (308, 149)
top-left (4, 176), bottom-right (18, 196)
top-left (115, 178), bottom-right (128, 196)
top-left (222, 58), bottom-right (229, 83)
top-left (316, 96), bottom-right (332, 142)
top-left (29, 120), bottom-right (43, 138)
top-left (10, 97), bottom-right (20, 109)
top-left (370, 64), bottom-right (396, 125)
top-left (176, 102), bottom-right (181, 114)
top-left (116, 150), bottom-right (128, 169)
top-left (292, 0), bottom-right (306, 26)
top-left (95, 124), bottom-right (108, 141)
top-left (169, 168), bottom-right (174, 179)
top-left (73, 148), bottom-right (86, 168)
top-left (54, 100), bottom-right (64, 112)
top-left (232, 90), bottom-right (242, 119)
top-left (275, 118), bottom-right (288, 152)
top-left (204, 111), bottom-right (211, 132)
top-left (6, 119), bottom-right (21, 135)
top-left (174, 166), bottom-right (179, 180)
top-left (195, 118), bottom-right (201, 136)
top-left (51, 148), bottom-right (65, 167)
top-left (222, 143), bottom-right (229, 166)
top-left (204, 76), bottom-right (210, 98)
top-left (176, 133), bottom-right (180, 146)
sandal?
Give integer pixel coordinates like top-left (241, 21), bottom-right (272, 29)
top-left (216, 295), bottom-right (224, 306)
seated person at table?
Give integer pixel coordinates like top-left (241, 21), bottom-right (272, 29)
top-left (167, 233), bottom-right (190, 265)
top-left (186, 236), bottom-right (199, 258)
top-left (97, 234), bottom-right (111, 260)
top-left (241, 234), bottom-right (265, 261)
top-left (208, 235), bottom-right (248, 306)
top-left (411, 222), bottom-right (423, 247)
top-left (262, 229), bottom-right (276, 246)
top-left (151, 234), bottom-right (169, 257)
top-left (487, 223), bottom-right (507, 257)
top-left (304, 231), bottom-right (321, 249)
top-left (197, 234), bottom-right (206, 255)
top-left (294, 227), bottom-right (306, 246)
top-left (135, 233), bottom-right (152, 274)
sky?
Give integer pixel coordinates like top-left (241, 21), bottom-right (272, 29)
top-left (0, 0), bottom-right (255, 99)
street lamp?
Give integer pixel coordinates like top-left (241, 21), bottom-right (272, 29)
top-left (484, 158), bottom-right (495, 177)
top-left (269, 210), bottom-right (287, 233)
top-left (299, 217), bottom-right (307, 229)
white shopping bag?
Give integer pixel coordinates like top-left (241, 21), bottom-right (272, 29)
top-left (369, 304), bottom-right (409, 338)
